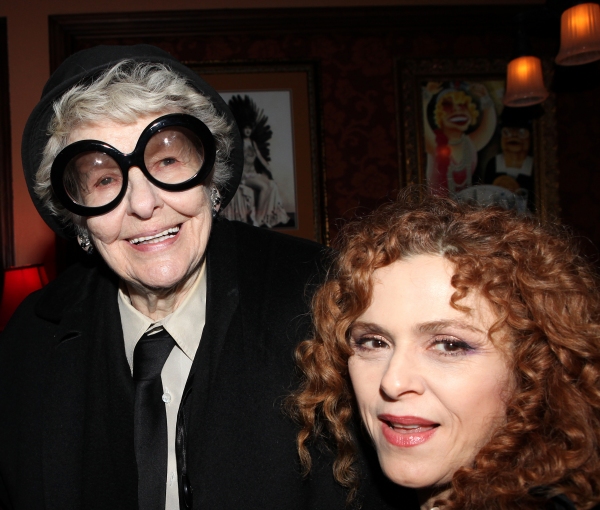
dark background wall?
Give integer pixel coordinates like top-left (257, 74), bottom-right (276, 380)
top-left (556, 79), bottom-right (600, 256)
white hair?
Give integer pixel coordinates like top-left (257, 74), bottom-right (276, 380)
top-left (35, 60), bottom-right (234, 232)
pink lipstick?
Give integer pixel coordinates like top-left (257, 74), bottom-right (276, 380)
top-left (378, 414), bottom-right (439, 447)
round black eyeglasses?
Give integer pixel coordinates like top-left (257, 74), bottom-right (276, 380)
top-left (50, 113), bottom-right (216, 217)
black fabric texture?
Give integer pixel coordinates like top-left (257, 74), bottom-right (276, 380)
top-left (21, 44), bottom-right (243, 238)
top-left (0, 219), bottom-right (418, 510)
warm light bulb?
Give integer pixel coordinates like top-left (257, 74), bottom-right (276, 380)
top-left (556, 3), bottom-right (600, 65)
top-left (504, 56), bottom-right (549, 107)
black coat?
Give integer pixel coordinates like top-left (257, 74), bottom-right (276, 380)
top-left (0, 219), bottom-right (417, 510)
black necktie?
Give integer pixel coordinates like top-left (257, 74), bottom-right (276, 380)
top-left (133, 328), bottom-right (176, 510)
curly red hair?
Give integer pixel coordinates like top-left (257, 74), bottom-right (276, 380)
top-left (288, 190), bottom-right (600, 509)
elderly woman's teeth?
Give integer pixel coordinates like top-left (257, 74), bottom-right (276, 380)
top-left (130, 226), bottom-right (180, 245)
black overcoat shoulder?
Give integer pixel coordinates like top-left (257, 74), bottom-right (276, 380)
top-left (0, 219), bottom-right (417, 510)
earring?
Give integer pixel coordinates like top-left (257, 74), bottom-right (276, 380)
top-left (210, 186), bottom-right (222, 218)
top-left (77, 232), bottom-right (94, 255)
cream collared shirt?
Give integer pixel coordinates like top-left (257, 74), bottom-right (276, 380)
top-left (118, 262), bottom-right (207, 510)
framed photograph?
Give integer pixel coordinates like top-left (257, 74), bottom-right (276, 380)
top-left (397, 58), bottom-right (558, 219)
top-left (187, 61), bottom-right (326, 243)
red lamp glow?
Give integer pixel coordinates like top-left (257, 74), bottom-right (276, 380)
top-left (0, 264), bottom-right (48, 331)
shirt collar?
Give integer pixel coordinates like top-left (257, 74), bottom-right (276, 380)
top-left (118, 261), bottom-right (207, 370)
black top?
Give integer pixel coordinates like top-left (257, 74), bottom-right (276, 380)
top-left (0, 219), bottom-right (418, 510)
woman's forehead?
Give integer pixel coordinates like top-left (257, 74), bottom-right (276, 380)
top-left (368, 256), bottom-right (505, 341)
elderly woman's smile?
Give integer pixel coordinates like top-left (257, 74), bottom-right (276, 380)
top-left (72, 114), bottom-right (213, 306)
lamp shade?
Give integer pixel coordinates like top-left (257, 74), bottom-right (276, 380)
top-left (0, 264), bottom-right (48, 330)
top-left (556, 3), bottom-right (600, 65)
top-left (504, 56), bottom-right (549, 107)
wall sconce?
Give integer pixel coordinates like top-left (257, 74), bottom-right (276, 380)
top-left (0, 264), bottom-right (48, 331)
top-left (556, 2), bottom-right (600, 65)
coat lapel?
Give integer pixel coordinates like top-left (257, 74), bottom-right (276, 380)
top-left (188, 221), bottom-right (240, 399)
top-left (184, 220), bottom-right (241, 470)
top-left (42, 318), bottom-right (89, 510)
top-left (40, 264), bottom-right (137, 510)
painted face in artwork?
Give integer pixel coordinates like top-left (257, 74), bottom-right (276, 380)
top-left (501, 126), bottom-right (531, 156)
top-left (348, 254), bottom-right (512, 490)
top-left (437, 92), bottom-right (474, 132)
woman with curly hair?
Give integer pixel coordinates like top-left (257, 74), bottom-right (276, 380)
top-left (289, 191), bottom-right (600, 510)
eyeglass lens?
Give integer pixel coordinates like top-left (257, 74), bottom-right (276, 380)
top-left (62, 126), bottom-right (206, 207)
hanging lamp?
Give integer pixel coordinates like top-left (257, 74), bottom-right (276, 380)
top-left (504, 18), bottom-right (549, 107)
top-left (556, 2), bottom-right (600, 65)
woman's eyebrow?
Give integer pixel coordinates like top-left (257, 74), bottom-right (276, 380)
top-left (350, 321), bottom-right (393, 337)
top-left (352, 320), bottom-right (484, 336)
top-left (417, 319), bottom-right (484, 334)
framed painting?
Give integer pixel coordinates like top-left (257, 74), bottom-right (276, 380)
top-left (397, 58), bottom-right (558, 219)
top-left (187, 61), bottom-right (326, 244)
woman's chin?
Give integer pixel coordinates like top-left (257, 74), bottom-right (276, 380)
top-left (124, 264), bottom-right (196, 296)
top-left (379, 459), bottom-right (451, 491)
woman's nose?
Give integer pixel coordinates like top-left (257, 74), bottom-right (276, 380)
top-left (379, 350), bottom-right (425, 400)
top-left (125, 167), bottom-right (163, 218)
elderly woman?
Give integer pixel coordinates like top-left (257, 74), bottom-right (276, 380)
top-left (0, 45), bottom-right (402, 510)
top-left (290, 192), bottom-right (600, 510)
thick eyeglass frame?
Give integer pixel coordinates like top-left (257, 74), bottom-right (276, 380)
top-left (50, 113), bottom-right (217, 217)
